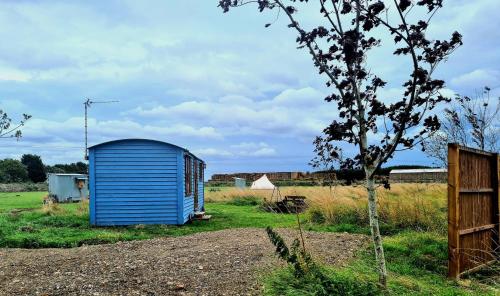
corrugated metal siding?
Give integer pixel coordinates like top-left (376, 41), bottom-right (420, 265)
top-left (91, 140), bottom-right (179, 226)
top-left (48, 174), bottom-right (88, 202)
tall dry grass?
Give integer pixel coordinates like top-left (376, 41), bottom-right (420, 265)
top-left (77, 199), bottom-right (89, 216)
top-left (41, 202), bottom-right (67, 216)
top-left (206, 183), bottom-right (447, 232)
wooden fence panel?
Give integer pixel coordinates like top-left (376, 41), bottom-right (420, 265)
top-left (448, 144), bottom-right (500, 278)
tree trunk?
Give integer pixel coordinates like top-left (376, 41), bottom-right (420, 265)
top-left (366, 176), bottom-right (388, 289)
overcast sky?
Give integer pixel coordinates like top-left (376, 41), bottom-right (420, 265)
top-left (0, 0), bottom-right (499, 177)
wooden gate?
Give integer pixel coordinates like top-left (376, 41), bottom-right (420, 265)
top-left (448, 143), bottom-right (499, 278)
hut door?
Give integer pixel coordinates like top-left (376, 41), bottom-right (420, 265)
top-left (194, 160), bottom-right (199, 211)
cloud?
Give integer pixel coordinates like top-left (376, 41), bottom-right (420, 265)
top-left (0, 115), bottom-right (224, 165)
top-left (230, 142), bottom-right (269, 150)
top-left (231, 142), bottom-right (277, 156)
top-left (451, 69), bottom-right (500, 89)
top-left (194, 142), bottom-right (277, 159)
top-left (0, 99), bottom-right (27, 111)
top-left (192, 148), bottom-right (233, 157)
top-left (0, 0), bottom-right (498, 174)
top-left (0, 68), bottom-right (31, 82)
top-left (125, 87), bottom-right (335, 139)
top-left (270, 87), bottom-right (324, 107)
top-left (251, 147), bottom-right (276, 156)
top-left (0, 0), bottom-right (318, 101)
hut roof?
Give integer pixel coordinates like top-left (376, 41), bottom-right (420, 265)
top-left (88, 138), bottom-right (204, 162)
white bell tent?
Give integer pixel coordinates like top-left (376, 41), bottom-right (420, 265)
top-left (250, 174), bottom-right (276, 190)
top-left (251, 174), bottom-right (282, 202)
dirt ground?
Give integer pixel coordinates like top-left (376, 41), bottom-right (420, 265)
top-left (0, 228), bottom-right (368, 296)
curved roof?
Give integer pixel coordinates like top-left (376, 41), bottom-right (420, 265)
top-left (88, 138), bottom-right (203, 162)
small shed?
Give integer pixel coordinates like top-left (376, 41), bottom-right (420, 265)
top-left (88, 139), bottom-right (205, 226)
top-left (234, 177), bottom-right (246, 189)
top-left (48, 173), bottom-right (88, 202)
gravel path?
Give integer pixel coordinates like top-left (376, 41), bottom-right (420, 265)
top-left (0, 228), bottom-right (368, 296)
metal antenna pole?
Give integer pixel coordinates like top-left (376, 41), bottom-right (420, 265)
top-left (84, 99), bottom-right (90, 160)
top-left (83, 99), bottom-right (119, 160)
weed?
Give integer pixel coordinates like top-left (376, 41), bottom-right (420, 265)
top-left (77, 199), bottom-right (89, 216)
top-left (18, 224), bottom-right (35, 232)
top-left (307, 207), bottom-right (326, 224)
top-left (41, 202), bottom-right (66, 216)
top-left (265, 226), bottom-right (379, 296)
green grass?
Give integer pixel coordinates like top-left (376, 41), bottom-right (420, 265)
top-left (0, 191), bottom-right (305, 248)
top-left (226, 195), bottom-right (263, 206)
top-left (1, 191), bottom-right (498, 295)
top-left (264, 231), bottom-right (498, 295)
top-left (263, 266), bottom-right (380, 296)
top-left (0, 191), bottom-right (46, 211)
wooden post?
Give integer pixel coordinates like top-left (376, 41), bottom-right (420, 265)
top-left (495, 153), bottom-right (500, 257)
top-left (448, 143), bottom-right (460, 278)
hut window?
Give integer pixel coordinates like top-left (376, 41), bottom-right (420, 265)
top-left (199, 162), bottom-right (204, 182)
top-left (184, 155), bottom-right (192, 196)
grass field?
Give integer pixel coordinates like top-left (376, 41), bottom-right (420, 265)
top-left (0, 187), bottom-right (497, 295)
top-left (264, 231), bottom-right (497, 295)
top-left (0, 191), bottom-right (305, 248)
top-left (209, 185), bottom-right (498, 295)
top-left (208, 184), bottom-right (448, 233)
top-left (0, 192), bottom-right (47, 211)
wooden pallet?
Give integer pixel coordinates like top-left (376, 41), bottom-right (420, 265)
top-left (265, 195), bottom-right (308, 214)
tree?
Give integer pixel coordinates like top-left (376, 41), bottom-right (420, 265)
top-left (0, 159), bottom-right (29, 183)
top-left (21, 154), bottom-right (47, 183)
top-left (310, 138), bottom-right (341, 189)
top-left (219, 0), bottom-right (461, 288)
top-left (0, 110), bottom-right (31, 139)
top-left (45, 165), bottom-right (65, 174)
top-left (45, 162), bottom-right (88, 174)
top-left (423, 87), bottom-right (499, 166)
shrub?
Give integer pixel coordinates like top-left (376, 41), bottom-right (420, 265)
top-left (20, 237), bottom-right (41, 249)
top-left (0, 159), bottom-right (29, 183)
top-left (265, 227), bottom-right (379, 295)
top-left (307, 207), bottom-right (326, 224)
top-left (227, 195), bottom-right (263, 206)
top-left (0, 182), bottom-right (48, 192)
top-left (265, 267), bottom-right (380, 296)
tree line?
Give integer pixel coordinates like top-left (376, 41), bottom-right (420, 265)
top-left (0, 154), bottom-right (87, 183)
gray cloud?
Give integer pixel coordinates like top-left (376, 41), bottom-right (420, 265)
top-left (0, 0), bottom-right (498, 175)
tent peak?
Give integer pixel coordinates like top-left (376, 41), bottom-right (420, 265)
top-left (250, 174), bottom-right (276, 190)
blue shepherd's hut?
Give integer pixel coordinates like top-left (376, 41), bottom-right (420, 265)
top-left (88, 139), bottom-right (205, 226)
